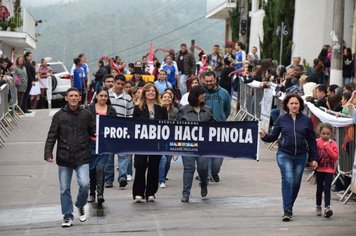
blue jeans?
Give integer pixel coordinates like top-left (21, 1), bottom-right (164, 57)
top-left (105, 153), bottom-right (128, 182)
top-left (158, 155), bottom-right (172, 183)
top-left (208, 157), bottom-right (223, 177)
top-left (182, 156), bottom-right (209, 197)
top-left (179, 74), bottom-right (188, 95)
top-left (59, 164), bottom-right (89, 220)
top-left (276, 151), bottom-right (308, 214)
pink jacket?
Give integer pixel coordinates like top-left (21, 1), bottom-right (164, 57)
top-left (316, 138), bottom-right (339, 174)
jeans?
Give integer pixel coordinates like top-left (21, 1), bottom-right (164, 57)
top-left (179, 74), bottom-right (188, 95)
top-left (59, 164), bottom-right (89, 220)
top-left (158, 155), bottom-right (172, 183)
top-left (276, 151), bottom-right (308, 214)
top-left (316, 171), bottom-right (333, 207)
top-left (105, 153), bottom-right (128, 182)
top-left (182, 156), bottom-right (209, 197)
top-left (208, 158), bottom-right (223, 177)
top-left (343, 77), bottom-right (351, 85)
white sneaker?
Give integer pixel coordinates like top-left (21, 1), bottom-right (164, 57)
top-left (159, 182), bottom-right (166, 188)
top-left (61, 218), bottom-right (73, 227)
top-left (147, 196), bottom-right (155, 202)
top-left (78, 207), bottom-right (87, 222)
top-left (135, 195), bottom-right (144, 203)
top-left (127, 175), bottom-right (132, 181)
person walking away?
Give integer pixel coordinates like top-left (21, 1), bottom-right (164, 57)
top-left (260, 93), bottom-right (318, 222)
top-left (315, 123), bottom-right (339, 218)
top-left (105, 74), bottom-right (134, 188)
top-left (203, 71), bottom-right (231, 182)
top-left (44, 88), bottom-right (95, 227)
top-left (178, 85), bottom-right (214, 202)
top-left (176, 43), bottom-right (196, 95)
top-left (86, 87), bottom-right (116, 206)
top-left (132, 83), bottom-right (168, 202)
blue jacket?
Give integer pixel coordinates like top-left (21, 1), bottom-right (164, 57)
top-left (261, 112), bottom-right (318, 161)
top-left (205, 86), bottom-right (231, 121)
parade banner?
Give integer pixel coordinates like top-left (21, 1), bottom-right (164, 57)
top-left (97, 116), bottom-right (259, 159)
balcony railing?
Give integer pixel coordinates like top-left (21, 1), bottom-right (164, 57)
top-left (0, 7), bottom-right (36, 40)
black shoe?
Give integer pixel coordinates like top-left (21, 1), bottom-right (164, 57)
top-left (201, 185), bottom-right (208, 197)
top-left (105, 182), bottom-right (113, 188)
top-left (87, 195), bottom-right (95, 203)
top-left (181, 196), bottom-right (189, 202)
top-left (282, 211), bottom-right (292, 222)
top-left (97, 194), bottom-right (105, 206)
top-left (212, 174), bottom-right (220, 182)
top-left (195, 176), bottom-right (200, 180)
top-left (324, 208), bottom-right (333, 218)
top-left (24, 110), bottom-right (32, 113)
top-left (119, 178), bottom-right (127, 187)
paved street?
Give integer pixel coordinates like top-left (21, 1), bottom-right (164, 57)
top-left (0, 109), bottom-right (355, 236)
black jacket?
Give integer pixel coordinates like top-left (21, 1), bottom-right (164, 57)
top-left (44, 104), bottom-right (96, 168)
top-left (133, 104), bottom-right (168, 120)
top-left (24, 60), bottom-right (36, 83)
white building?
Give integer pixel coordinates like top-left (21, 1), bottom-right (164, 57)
top-left (206, 0), bottom-right (356, 65)
top-left (0, 0), bottom-right (37, 60)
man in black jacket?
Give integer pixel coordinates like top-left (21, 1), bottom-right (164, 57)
top-left (44, 87), bottom-right (95, 227)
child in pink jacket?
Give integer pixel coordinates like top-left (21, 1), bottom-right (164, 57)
top-left (315, 123), bottom-right (339, 218)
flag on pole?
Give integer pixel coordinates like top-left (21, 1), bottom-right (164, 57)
top-left (148, 41), bottom-right (154, 74)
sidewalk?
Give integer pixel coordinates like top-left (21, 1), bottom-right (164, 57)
top-left (0, 109), bottom-right (355, 235)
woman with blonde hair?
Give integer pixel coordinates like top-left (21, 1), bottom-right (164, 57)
top-left (132, 83), bottom-right (168, 202)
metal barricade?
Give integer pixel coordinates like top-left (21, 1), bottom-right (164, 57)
top-left (0, 82), bottom-right (23, 148)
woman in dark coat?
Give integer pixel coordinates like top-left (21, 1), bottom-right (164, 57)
top-left (132, 83), bottom-right (168, 202)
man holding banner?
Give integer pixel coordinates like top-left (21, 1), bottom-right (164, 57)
top-left (105, 74), bottom-right (134, 188)
top-left (204, 71), bottom-right (231, 182)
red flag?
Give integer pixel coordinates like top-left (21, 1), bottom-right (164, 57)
top-left (148, 41), bottom-right (154, 74)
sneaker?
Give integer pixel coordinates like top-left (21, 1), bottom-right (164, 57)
top-left (135, 195), bottom-right (144, 203)
top-left (119, 178), bottom-right (128, 187)
top-left (78, 207), bottom-right (87, 222)
top-left (282, 212), bottom-right (292, 222)
top-left (97, 194), bottom-right (105, 206)
top-left (316, 206), bottom-right (322, 216)
top-left (201, 185), bottom-right (208, 197)
top-left (212, 174), bottom-right (220, 183)
top-left (181, 196), bottom-right (189, 202)
top-left (195, 176), bottom-right (200, 181)
top-left (61, 218), bottom-right (73, 227)
top-left (147, 196), bottom-right (155, 202)
top-left (324, 208), bottom-right (333, 218)
top-left (127, 175), bottom-right (132, 181)
top-left (105, 182), bottom-right (113, 188)
top-left (159, 182), bottom-right (166, 188)
top-left (87, 195), bottom-right (95, 203)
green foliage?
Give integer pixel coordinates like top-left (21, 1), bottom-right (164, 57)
top-left (229, 0), bottom-right (240, 42)
top-left (260, 0), bottom-right (295, 65)
top-left (0, 21), bottom-right (8, 30)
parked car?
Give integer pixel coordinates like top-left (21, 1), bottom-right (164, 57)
top-left (46, 61), bottom-right (71, 101)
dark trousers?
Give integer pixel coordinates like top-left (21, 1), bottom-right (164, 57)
top-left (316, 171), bottom-right (333, 207)
top-left (132, 155), bottom-right (161, 199)
top-left (21, 84), bottom-right (31, 112)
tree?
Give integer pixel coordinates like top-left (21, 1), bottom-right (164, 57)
top-left (260, 0), bottom-right (294, 66)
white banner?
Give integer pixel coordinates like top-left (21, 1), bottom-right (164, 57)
top-left (260, 88), bottom-right (274, 131)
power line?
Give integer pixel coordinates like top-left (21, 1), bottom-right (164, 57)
top-left (87, 15), bottom-right (206, 64)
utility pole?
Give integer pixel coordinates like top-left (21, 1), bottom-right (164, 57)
top-left (330, 0), bottom-right (344, 86)
top-left (190, 39), bottom-right (195, 55)
top-left (239, 0), bottom-right (248, 46)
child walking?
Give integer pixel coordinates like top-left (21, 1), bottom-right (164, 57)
top-left (315, 123), bottom-right (339, 218)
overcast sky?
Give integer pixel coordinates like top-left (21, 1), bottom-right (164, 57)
top-left (22, 0), bottom-right (75, 7)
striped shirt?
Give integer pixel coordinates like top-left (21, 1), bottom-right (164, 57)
top-left (108, 89), bottom-right (133, 117)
